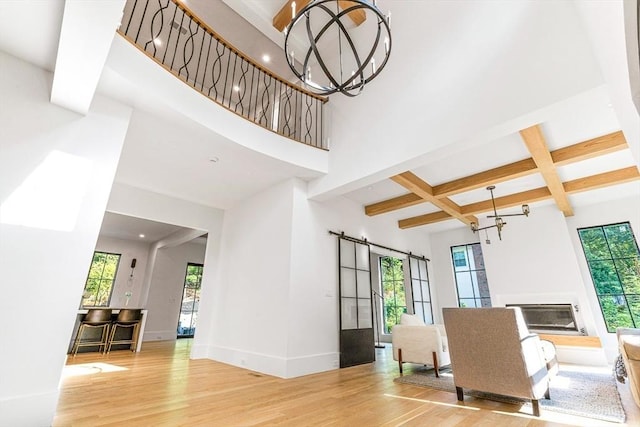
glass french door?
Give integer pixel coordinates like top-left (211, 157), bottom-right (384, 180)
top-left (409, 255), bottom-right (433, 324)
top-left (338, 236), bottom-right (375, 368)
top-left (177, 263), bottom-right (203, 338)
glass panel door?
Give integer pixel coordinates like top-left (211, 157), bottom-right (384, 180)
top-left (338, 237), bottom-right (374, 368)
top-left (177, 263), bottom-right (203, 338)
top-left (409, 255), bottom-right (433, 324)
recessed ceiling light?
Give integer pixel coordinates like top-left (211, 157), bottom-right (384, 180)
top-left (153, 38), bottom-right (162, 46)
top-left (262, 54), bottom-right (271, 63)
top-left (233, 85), bottom-right (240, 92)
top-left (139, 234), bottom-right (145, 238)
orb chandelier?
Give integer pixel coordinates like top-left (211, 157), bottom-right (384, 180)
top-left (470, 186), bottom-right (530, 241)
top-left (283, 0), bottom-right (392, 97)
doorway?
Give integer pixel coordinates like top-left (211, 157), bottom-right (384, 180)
top-left (177, 263), bottom-right (203, 338)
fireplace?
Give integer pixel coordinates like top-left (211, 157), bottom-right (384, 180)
top-left (506, 304), bottom-right (581, 334)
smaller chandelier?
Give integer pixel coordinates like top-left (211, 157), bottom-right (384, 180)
top-left (470, 186), bottom-right (530, 241)
top-left (284, 0), bottom-right (392, 97)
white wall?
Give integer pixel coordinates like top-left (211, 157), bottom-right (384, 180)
top-left (206, 178), bottom-right (431, 378)
top-left (144, 241), bottom-right (206, 341)
top-left (480, 206), bottom-right (598, 331)
top-left (93, 236), bottom-right (151, 308)
top-left (0, 52), bottom-right (132, 426)
top-left (208, 179), bottom-right (295, 375)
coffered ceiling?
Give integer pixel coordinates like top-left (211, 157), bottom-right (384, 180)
top-left (364, 127), bottom-right (637, 230)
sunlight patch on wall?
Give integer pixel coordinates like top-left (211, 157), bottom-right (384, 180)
top-left (0, 150), bottom-right (93, 231)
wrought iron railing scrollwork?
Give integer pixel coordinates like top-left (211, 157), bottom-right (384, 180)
top-left (119, 0), bottom-right (327, 149)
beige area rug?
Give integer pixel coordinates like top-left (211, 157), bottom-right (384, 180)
top-left (394, 365), bottom-right (625, 423)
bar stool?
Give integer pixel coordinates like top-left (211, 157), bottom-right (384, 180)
top-left (72, 308), bottom-right (113, 356)
top-left (107, 309), bottom-right (142, 353)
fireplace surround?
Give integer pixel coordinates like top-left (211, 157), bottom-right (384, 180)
top-left (506, 304), bottom-right (582, 335)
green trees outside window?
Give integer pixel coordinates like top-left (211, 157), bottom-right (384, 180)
top-left (578, 222), bottom-right (640, 332)
top-left (380, 256), bottom-right (407, 333)
top-left (81, 251), bottom-right (121, 307)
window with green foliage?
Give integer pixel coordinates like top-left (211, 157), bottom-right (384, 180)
top-left (578, 222), bottom-right (640, 332)
top-left (451, 243), bottom-right (491, 308)
top-left (81, 251), bottom-right (120, 307)
top-left (380, 256), bottom-right (407, 333)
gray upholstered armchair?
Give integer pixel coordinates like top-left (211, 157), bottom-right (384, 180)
top-left (442, 307), bottom-right (555, 417)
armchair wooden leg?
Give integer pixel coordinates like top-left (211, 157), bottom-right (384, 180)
top-left (432, 351), bottom-right (439, 378)
top-left (532, 399), bottom-right (540, 417)
top-left (456, 386), bottom-right (464, 401)
top-left (398, 348), bottom-right (403, 376)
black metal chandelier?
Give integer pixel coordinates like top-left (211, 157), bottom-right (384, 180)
top-left (470, 186), bottom-right (530, 241)
top-left (284, 0), bottom-right (392, 97)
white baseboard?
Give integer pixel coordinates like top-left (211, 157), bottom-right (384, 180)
top-left (190, 343), bottom-right (210, 359)
top-left (142, 330), bottom-right (176, 342)
top-left (0, 389), bottom-right (59, 427)
top-left (208, 345), bottom-right (339, 379)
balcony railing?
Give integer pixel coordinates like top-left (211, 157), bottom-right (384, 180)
top-left (119, 0), bottom-right (327, 149)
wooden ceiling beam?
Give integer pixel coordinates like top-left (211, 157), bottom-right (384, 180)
top-left (398, 166), bottom-right (639, 229)
top-left (365, 193), bottom-right (423, 216)
top-left (273, 0), bottom-right (366, 32)
top-left (520, 124), bottom-right (573, 216)
top-left (391, 172), bottom-right (477, 225)
top-left (564, 166), bottom-right (640, 193)
top-left (461, 187), bottom-right (552, 216)
top-left (551, 130), bottom-right (627, 165)
top-left (398, 211), bottom-right (453, 229)
top-left (273, 0), bottom-right (311, 32)
top-left (338, 1), bottom-right (367, 25)
top-left (432, 159), bottom-right (538, 198)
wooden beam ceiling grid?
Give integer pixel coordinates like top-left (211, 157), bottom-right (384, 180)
top-left (519, 124), bottom-right (573, 216)
top-left (397, 166), bottom-right (639, 229)
top-left (390, 172), bottom-right (478, 226)
top-left (363, 130), bottom-right (630, 229)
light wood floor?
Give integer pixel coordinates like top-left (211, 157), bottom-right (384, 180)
top-left (54, 340), bottom-right (640, 426)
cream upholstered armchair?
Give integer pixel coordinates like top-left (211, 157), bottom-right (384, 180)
top-left (617, 327), bottom-right (640, 408)
top-left (391, 313), bottom-right (451, 377)
top-left (442, 307), bottom-right (555, 417)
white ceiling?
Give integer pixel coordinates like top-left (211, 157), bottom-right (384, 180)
top-left (100, 211), bottom-right (183, 242)
top-left (1, 0), bottom-right (638, 236)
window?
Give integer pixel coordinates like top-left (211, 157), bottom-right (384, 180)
top-left (177, 263), bottom-right (203, 337)
top-left (380, 256), bottom-right (407, 333)
top-left (452, 251), bottom-right (467, 267)
top-left (81, 251), bottom-right (120, 307)
top-left (451, 243), bottom-right (491, 308)
top-left (578, 222), bottom-right (640, 332)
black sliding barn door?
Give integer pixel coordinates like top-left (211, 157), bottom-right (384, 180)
top-left (338, 236), bottom-right (375, 368)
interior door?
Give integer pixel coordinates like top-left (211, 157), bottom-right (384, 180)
top-left (338, 237), bottom-right (375, 368)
